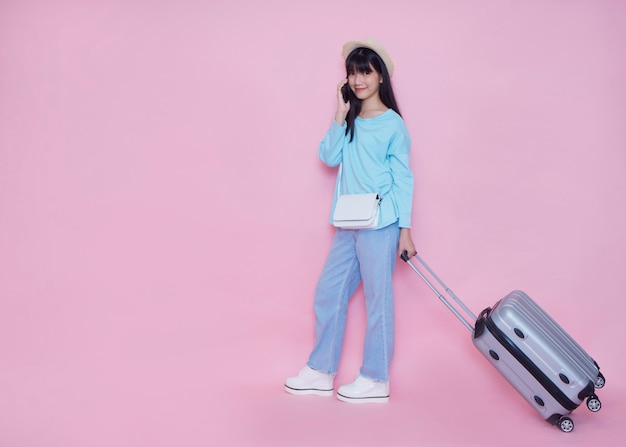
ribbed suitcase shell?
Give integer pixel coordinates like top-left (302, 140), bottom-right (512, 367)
top-left (472, 291), bottom-right (598, 425)
top-left (497, 291), bottom-right (603, 388)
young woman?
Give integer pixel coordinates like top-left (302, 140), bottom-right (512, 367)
top-left (285, 38), bottom-right (416, 404)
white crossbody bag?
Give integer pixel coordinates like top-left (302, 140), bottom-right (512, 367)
top-left (332, 164), bottom-right (381, 230)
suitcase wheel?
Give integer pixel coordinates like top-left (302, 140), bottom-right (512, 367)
top-left (586, 395), bottom-right (602, 412)
top-left (558, 416), bottom-right (574, 433)
top-left (595, 372), bottom-right (606, 389)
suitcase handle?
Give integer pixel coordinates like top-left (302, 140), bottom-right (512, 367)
top-left (401, 250), bottom-right (477, 333)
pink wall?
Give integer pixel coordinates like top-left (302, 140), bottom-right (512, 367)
top-left (1, 1), bottom-right (625, 446)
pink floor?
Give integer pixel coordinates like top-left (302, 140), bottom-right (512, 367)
top-left (0, 261), bottom-right (623, 446)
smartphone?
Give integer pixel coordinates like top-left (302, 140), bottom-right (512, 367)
top-left (341, 83), bottom-right (350, 102)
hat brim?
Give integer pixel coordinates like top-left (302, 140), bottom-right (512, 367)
top-left (341, 37), bottom-right (394, 77)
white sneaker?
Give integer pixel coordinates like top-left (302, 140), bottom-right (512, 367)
top-left (337, 374), bottom-right (389, 404)
top-left (284, 366), bottom-right (334, 396)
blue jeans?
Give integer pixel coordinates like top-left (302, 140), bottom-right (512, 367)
top-left (307, 223), bottom-right (400, 382)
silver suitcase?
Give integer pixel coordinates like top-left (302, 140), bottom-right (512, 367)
top-left (401, 251), bottom-right (605, 432)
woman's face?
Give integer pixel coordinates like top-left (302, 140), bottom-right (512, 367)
top-left (348, 64), bottom-right (382, 102)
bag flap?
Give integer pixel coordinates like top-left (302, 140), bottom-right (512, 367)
top-left (333, 194), bottom-right (380, 222)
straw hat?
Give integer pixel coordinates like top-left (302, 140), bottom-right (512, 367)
top-left (341, 37), bottom-right (395, 77)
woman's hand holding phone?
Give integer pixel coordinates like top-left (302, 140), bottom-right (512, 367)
top-left (335, 79), bottom-right (350, 126)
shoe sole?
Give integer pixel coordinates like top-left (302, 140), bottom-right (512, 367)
top-left (336, 393), bottom-right (389, 404)
top-left (284, 385), bottom-right (333, 397)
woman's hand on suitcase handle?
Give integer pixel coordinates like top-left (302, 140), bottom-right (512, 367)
top-left (398, 228), bottom-right (416, 261)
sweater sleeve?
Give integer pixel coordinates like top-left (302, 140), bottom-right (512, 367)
top-left (388, 125), bottom-right (414, 228)
top-left (318, 120), bottom-right (347, 167)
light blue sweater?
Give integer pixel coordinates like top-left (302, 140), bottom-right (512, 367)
top-left (318, 109), bottom-right (414, 229)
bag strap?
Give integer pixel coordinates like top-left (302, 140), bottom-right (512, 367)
top-left (336, 163), bottom-right (389, 200)
top-left (337, 163), bottom-right (343, 197)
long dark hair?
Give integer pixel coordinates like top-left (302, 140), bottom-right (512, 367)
top-left (344, 47), bottom-right (401, 142)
